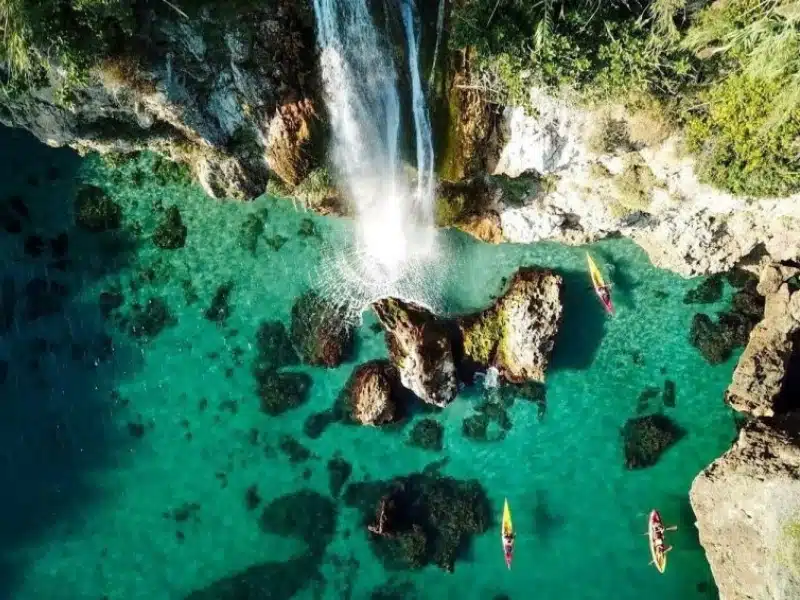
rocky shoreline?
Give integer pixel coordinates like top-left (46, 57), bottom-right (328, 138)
top-left (690, 263), bottom-right (800, 600)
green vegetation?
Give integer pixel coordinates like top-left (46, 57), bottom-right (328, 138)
top-left (777, 519), bottom-right (800, 577)
top-left (614, 155), bottom-right (660, 213)
top-left (686, 74), bottom-right (800, 197)
top-left (451, 0), bottom-right (800, 197)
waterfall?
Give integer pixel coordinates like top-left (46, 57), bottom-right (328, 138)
top-left (429, 0), bottom-right (446, 88)
top-left (312, 0), bottom-right (440, 315)
top-left (402, 0), bottom-right (435, 208)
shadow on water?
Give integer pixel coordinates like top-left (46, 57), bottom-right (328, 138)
top-left (550, 269), bottom-right (608, 371)
top-left (530, 489), bottom-right (565, 544)
top-left (0, 127), bottom-right (140, 597)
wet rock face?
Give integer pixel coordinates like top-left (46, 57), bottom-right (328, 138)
top-left (74, 185), bottom-right (122, 232)
top-left (373, 298), bottom-right (458, 407)
top-left (343, 473), bottom-right (491, 573)
top-left (290, 291), bottom-right (355, 367)
top-left (342, 360), bottom-right (404, 426)
top-left (691, 416), bottom-right (800, 600)
top-left (459, 267), bottom-right (563, 383)
top-left (266, 98), bottom-right (324, 186)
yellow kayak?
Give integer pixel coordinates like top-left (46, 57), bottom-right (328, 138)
top-left (586, 252), bottom-right (614, 314)
top-left (502, 498), bottom-right (514, 569)
top-left (649, 510), bottom-right (667, 574)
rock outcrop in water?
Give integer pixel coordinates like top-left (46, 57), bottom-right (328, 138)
top-left (340, 360), bottom-right (405, 426)
top-left (691, 262), bottom-right (800, 600)
top-left (373, 298), bottom-right (458, 408)
top-left (459, 267), bottom-right (562, 383)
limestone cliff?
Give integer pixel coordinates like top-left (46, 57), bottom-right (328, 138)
top-left (452, 90), bottom-right (800, 277)
top-left (0, 1), bottom-right (321, 200)
top-left (691, 263), bottom-right (800, 600)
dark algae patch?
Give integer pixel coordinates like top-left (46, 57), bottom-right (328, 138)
top-left (683, 274), bottom-right (723, 304)
top-left (75, 185), bottom-right (122, 232)
top-left (186, 491), bottom-right (336, 600)
top-left (408, 419), bottom-right (444, 451)
top-left (256, 372), bottom-right (312, 416)
top-left (152, 206), bottom-right (187, 250)
top-left (621, 414), bottom-right (686, 469)
top-left (327, 456), bottom-right (353, 498)
top-left (204, 281), bottom-right (234, 324)
top-left (278, 435), bottom-right (312, 463)
top-left (290, 290), bottom-right (355, 367)
top-left (343, 472), bottom-right (490, 572)
top-left (127, 297), bottom-right (176, 340)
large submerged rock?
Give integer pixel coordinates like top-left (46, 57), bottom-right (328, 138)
top-left (691, 416), bottom-right (800, 600)
top-left (459, 267), bottom-right (562, 383)
top-left (725, 264), bottom-right (800, 417)
top-left (373, 298), bottom-right (458, 407)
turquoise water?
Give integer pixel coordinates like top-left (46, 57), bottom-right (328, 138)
top-left (0, 127), bottom-right (739, 600)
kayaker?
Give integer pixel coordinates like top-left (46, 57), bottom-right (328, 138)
top-left (598, 285), bottom-right (612, 306)
top-left (502, 531), bottom-right (515, 552)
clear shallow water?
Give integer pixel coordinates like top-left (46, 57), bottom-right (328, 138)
top-left (0, 127), bottom-right (739, 600)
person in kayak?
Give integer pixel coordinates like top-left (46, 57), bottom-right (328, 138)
top-left (502, 530), bottom-right (515, 554)
top-left (598, 285), bottom-right (612, 306)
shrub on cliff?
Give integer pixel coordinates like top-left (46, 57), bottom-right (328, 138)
top-left (685, 74), bottom-right (800, 197)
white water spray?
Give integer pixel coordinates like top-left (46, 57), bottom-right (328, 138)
top-left (312, 0), bottom-right (440, 318)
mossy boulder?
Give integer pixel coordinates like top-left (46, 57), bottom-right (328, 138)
top-left (407, 419), bottom-right (444, 451)
top-left (290, 290), bottom-right (355, 367)
top-left (621, 414), bottom-right (686, 469)
top-left (340, 360), bottom-right (405, 426)
top-left (343, 473), bottom-right (491, 572)
top-left (459, 267), bottom-right (562, 383)
top-left (256, 371), bottom-right (312, 416)
top-left (152, 205), bottom-right (188, 250)
top-left (373, 298), bottom-right (458, 407)
top-left (75, 185), bottom-right (122, 232)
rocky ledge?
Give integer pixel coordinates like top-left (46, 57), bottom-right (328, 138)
top-left (691, 262), bottom-right (800, 600)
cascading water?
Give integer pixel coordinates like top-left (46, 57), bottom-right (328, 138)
top-left (402, 0), bottom-right (435, 206)
top-left (312, 0), bottom-right (441, 318)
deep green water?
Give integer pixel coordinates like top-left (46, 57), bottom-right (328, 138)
top-left (0, 127), bottom-right (740, 600)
